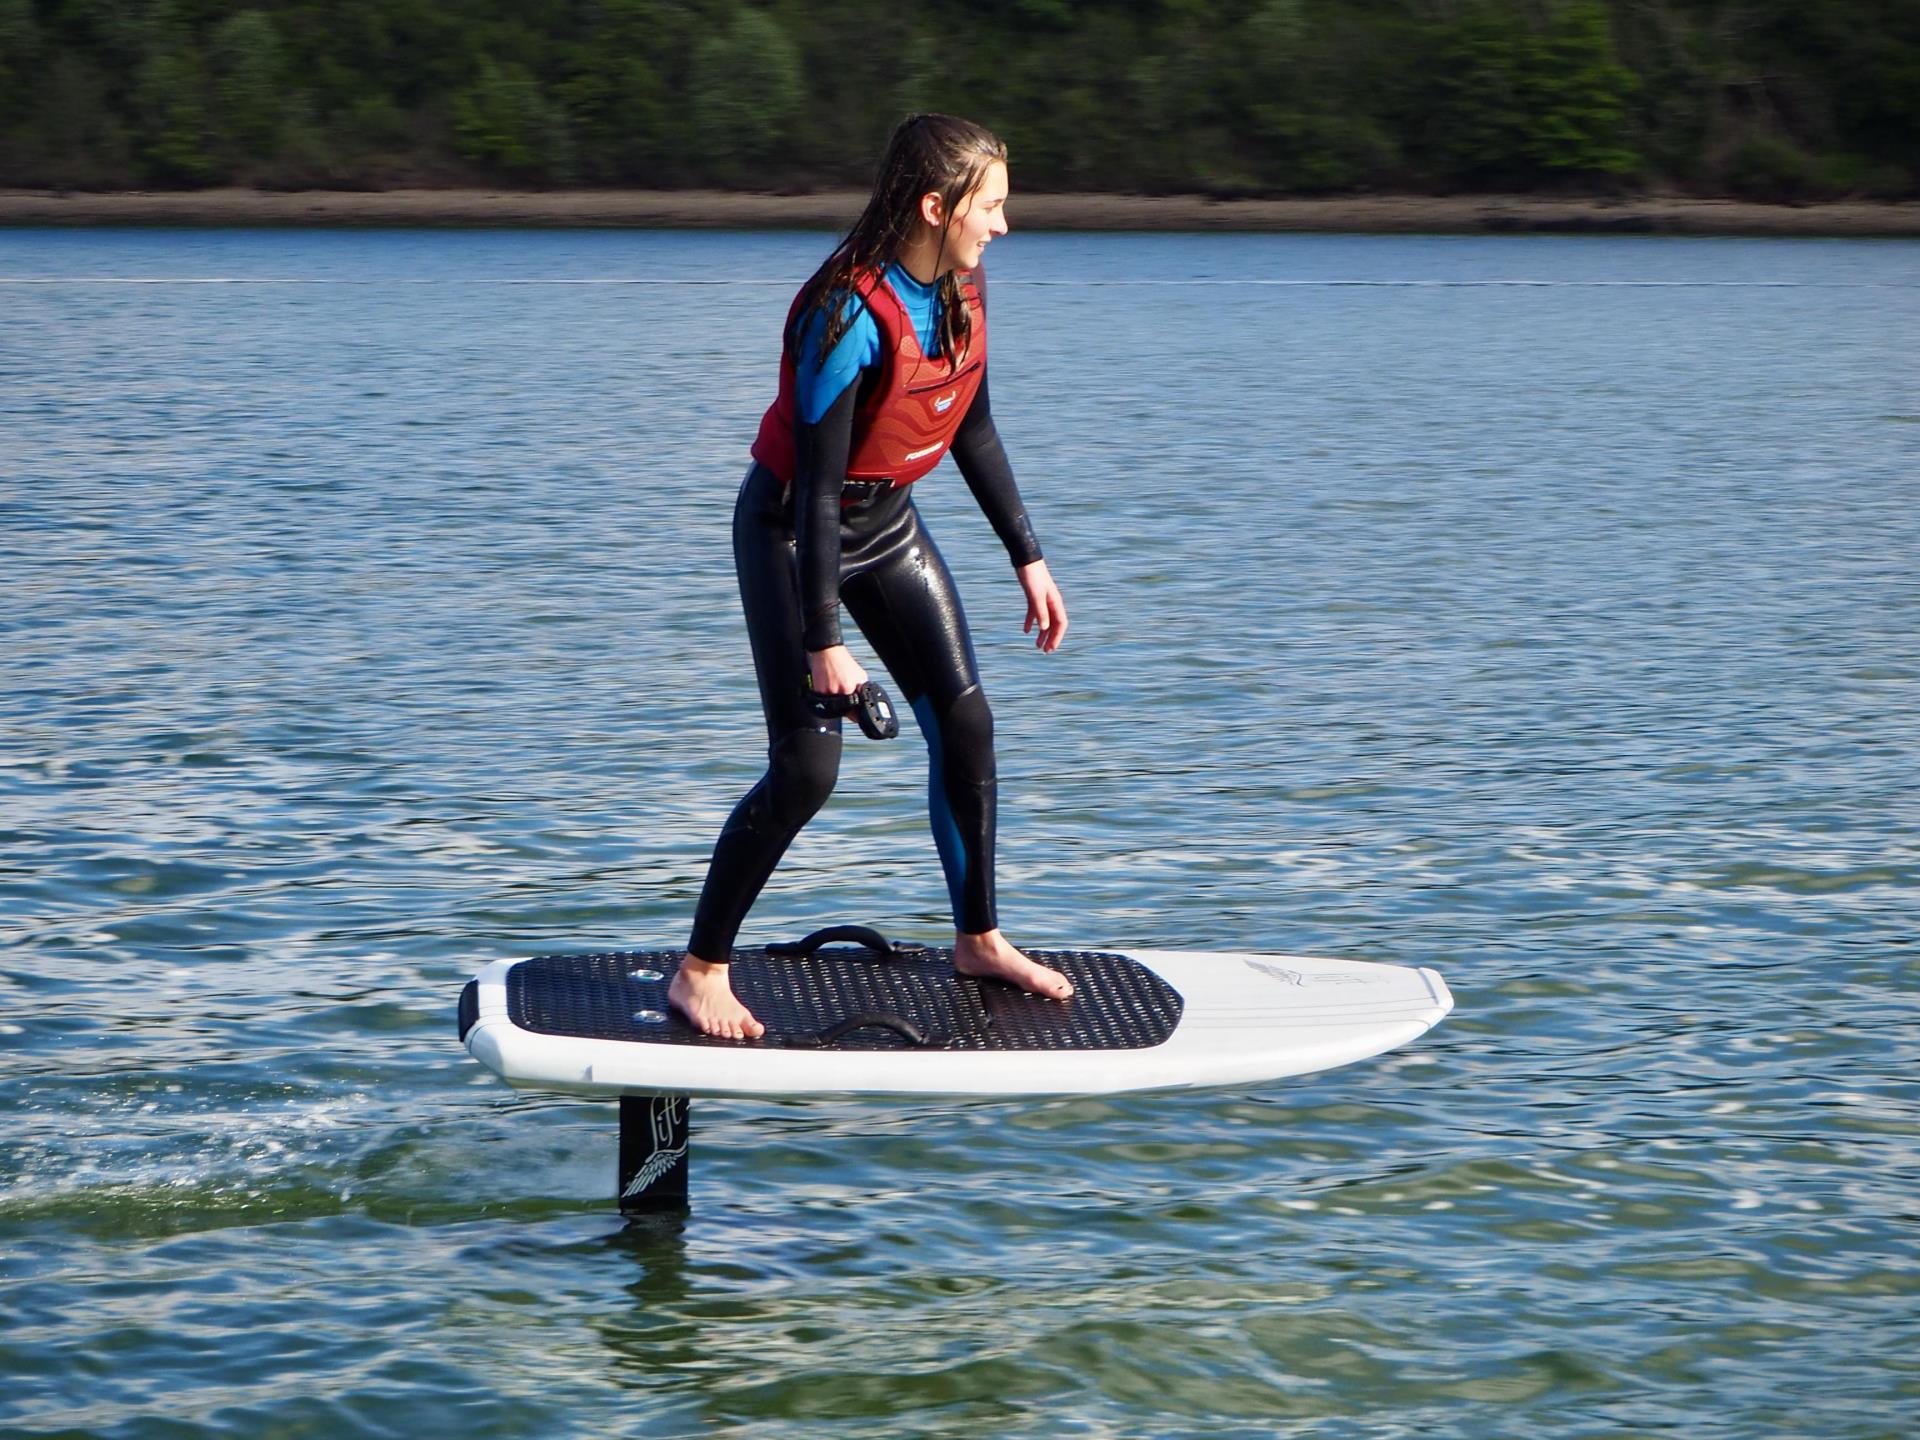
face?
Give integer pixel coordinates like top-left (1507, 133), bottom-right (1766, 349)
top-left (931, 160), bottom-right (1009, 272)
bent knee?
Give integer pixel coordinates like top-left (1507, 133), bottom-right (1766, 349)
top-left (937, 686), bottom-right (995, 785)
top-left (765, 725), bottom-right (841, 823)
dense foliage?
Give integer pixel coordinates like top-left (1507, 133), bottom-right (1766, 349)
top-left (2, 0), bottom-right (1914, 199)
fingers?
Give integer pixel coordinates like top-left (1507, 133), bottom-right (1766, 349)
top-left (1020, 580), bottom-right (1068, 652)
top-left (808, 647), bottom-right (868, 695)
top-left (1032, 590), bottom-right (1068, 653)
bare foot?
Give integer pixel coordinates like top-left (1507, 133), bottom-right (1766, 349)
top-left (667, 954), bottom-right (766, 1040)
top-left (952, 929), bottom-right (1074, 1000)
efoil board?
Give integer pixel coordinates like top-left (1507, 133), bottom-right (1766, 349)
top-left (459, 942), bottom-right (1453, 1099)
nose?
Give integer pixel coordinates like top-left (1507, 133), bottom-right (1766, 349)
top-left (992, 211), bottom-right (1009, 238)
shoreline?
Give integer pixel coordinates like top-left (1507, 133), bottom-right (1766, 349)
top-left (4, 187), bottom-right (1919, 237)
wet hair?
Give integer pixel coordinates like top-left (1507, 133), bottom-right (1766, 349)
top-left (788, 113), bottom-right (1007, 372)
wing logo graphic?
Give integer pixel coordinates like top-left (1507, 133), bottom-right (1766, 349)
top-left (1246, 959), bottom-right (1305, 987)
top-left (620, 1094), bottom-right (689, 1199)
top-left (1244, 958), bottom-right (1376, 987)
top-left (621, 1143), bottom-right (689, 1198)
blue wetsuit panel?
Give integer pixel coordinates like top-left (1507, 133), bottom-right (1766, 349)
top-left (793, 261), bottom-right (943, 425)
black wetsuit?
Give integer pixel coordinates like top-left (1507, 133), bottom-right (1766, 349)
top-left (687, 273), bottom-right (1041, 962)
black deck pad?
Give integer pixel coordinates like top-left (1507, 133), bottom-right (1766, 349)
top-left (505, 945), bottom-right (1183, 1052)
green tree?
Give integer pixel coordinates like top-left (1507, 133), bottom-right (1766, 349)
top-left (1232, 0), bottom-right (1402, 191)
top-left (549, 0), bottom-right (686, 182)
top-left (132, 42), bottom-right (216, 182)
top-left (453, 58), bottom-right (572, 180)
top-left (0, 0), bottom-right (39, 128)
top-left (5, 43), bottom-right (135, 187)
top-left (1519, 3), bottom-right (1638, 178)
top-left (1420, 1), bottom-right (1637, 186)
top-left (687, 7), bottom-right (803, 177)
top-left (0, 0), bottom-right (1909, 198)
top-left (212, 10), bottom-right (287, 162)
top-left (1422, 5), bottom-right (1532, 182)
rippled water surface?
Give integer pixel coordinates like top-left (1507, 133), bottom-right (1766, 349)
top-left (3, 228), bottom-right (1917, 1439)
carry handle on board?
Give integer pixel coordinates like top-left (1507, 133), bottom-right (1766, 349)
top-left (765, 927), bottom-right (968, 1049)
top-left (767, 925), bottom-right (928, 959)
top-left (786, 1010), bottom-right (948, 1049)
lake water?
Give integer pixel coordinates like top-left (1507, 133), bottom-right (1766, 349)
top-left (2, 227), bottom-right (1917, 1439)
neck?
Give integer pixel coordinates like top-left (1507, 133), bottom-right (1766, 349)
top-left (895, 232), bottom-right (945, 286)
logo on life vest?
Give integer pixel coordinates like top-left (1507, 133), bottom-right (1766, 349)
top-left (904, 442), bottom-right (945, 462)
top-left (933, 391), bottom-right (957, 413)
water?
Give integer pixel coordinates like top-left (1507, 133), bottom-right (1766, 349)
top-left (2, 228), bottom-right (1917, 1439)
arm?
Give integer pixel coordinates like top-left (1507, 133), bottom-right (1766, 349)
top-left (791, 297), bottom-right (881, 665)
top-left (949, 369), bottom-right (1043, 569)
top-left (948, 367), bottom-right (1067, 653)
top-left (793, 381), bottom-right (858, 653)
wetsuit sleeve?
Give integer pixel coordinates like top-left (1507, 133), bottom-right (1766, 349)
top-left (791, 297), bottom-right (883, 652)
top-left (794, 382), bottom-right (859, 652)
top-left (949, 368), bottom-right (1043, 568)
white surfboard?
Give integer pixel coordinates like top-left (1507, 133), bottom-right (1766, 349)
top-left (459, 942), bottom-right (1452, 1101)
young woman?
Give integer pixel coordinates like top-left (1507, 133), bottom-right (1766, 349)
top-left (669, 114), bottom-right (1073, 1039)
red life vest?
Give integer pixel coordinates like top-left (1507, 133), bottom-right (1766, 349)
top-left (750, 269), bottom-right (986, 491)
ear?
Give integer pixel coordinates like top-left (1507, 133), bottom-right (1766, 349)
top-left (918, 190), bottom-right (945, 227)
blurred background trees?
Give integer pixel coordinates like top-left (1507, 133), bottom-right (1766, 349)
top-left (0, 0), bottom-right (1912, 199)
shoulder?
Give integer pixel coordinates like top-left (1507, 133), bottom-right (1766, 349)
top-left (795, 287), bottom-right (882, 366)
top-left (792, 283), bottom-right (887, 422)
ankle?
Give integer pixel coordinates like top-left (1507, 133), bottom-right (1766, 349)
top-left (679, 953), bottom-right (729, 978)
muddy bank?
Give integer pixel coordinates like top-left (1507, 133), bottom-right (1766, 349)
top-left (5, 186), bottom-right (1918, 236)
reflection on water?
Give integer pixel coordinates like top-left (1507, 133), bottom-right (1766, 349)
top-left (1, 229), bottom-right (1917, 1439)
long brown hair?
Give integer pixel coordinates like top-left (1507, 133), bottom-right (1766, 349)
top-left (789, 114), bottom-right (1007, 372)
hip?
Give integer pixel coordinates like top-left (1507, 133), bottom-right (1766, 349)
top-left (734, 462), bottom-right (925, 562)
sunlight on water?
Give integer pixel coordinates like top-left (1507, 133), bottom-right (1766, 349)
top-left (2, 229), bottom-right (1917, 1439)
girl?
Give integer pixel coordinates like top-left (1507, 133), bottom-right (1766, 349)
top-left (671, 114), bottom-right (1071, 1039)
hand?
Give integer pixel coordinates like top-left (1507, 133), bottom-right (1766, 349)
top-left (1017, 559), bottom-right (1068, 653)
top-left (807, 644), bottom-right (869, 696)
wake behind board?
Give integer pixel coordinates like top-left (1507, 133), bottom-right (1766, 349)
top-left (458, 927), bottom-right (1452, 1212)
